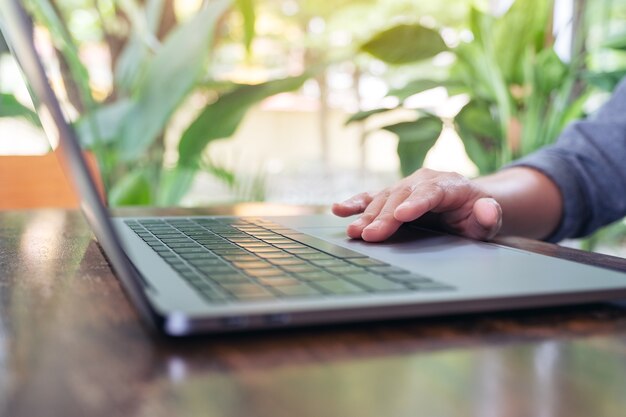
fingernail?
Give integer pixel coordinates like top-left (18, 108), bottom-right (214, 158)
top-left (396, 202), bottom-right (410, 211)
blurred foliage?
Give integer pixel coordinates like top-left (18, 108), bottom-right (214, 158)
top-left (2, 0), bottom-right (625, 255)
top-left (581, 27), bottom-right (626, 252)
top-left (0, 30), bottom-right (42, 123)
top-left (349, 0), bottom-right (587, 176)
top-left (348, 0), bottom-right (626, 252)
top-left (12, 0), bottom-right (308, 206)
top-left (584, 30), bottom-right (626, 92)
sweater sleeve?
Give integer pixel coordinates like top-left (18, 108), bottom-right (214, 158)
top-left (507, 77), bottom-right (626, 243)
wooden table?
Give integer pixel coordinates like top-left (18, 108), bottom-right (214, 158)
top-left (2, 206), bottom-right (626, 417)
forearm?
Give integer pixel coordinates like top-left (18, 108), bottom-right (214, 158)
top-left (475, 167), bottom-right (563, 240)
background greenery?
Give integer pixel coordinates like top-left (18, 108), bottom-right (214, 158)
top-left (1, 0), bottom-right (625, 252)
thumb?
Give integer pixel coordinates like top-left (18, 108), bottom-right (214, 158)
top-left (467, 198), bottom-right (502, 240)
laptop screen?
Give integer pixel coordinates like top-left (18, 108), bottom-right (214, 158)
top-left (0, 0), bottom-right (157, 326)
top-left (0, 2), bottom-right (108, 219)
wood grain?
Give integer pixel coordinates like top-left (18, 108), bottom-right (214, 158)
top-left (1, 207), bottom-right (626, 417)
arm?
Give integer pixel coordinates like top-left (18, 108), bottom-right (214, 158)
top-left (474, 167), bottom-right (562, 239)
top-left (507, 78), bottom-right (626, 242)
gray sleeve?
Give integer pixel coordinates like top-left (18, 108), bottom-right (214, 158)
top-left (508, 77), bottom-right (626, 243)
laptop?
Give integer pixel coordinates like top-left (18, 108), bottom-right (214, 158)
top-left (3, 0), bottom-right (626, 336)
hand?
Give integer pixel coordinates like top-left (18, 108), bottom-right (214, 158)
top-left (332, 168), bottom-right (502, 242)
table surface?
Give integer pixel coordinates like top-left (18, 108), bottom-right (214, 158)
top-left (2, 206), bottom-right (626, 417)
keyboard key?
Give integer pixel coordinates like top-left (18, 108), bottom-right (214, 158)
top-left (150, 230), bottom-right (182, 235)
top-left (276, 283), bottom-right (322, 297)
top-left (266, 258), bottom-right (306, 266)
top-left (152, 246), bottom-right (171, 253)
top-left (180, 252), bottom-right (214, 260)
top-left (256, 276), bottom-right (300, 287)
top-left (281, 233), bottom-right (368, 259)
top-left (160, 238), bottom-right (194, 244)
top-left (205, 273), bottom-right (250, 284)
top-left (348, 258), bottom-right (388, 267)
top-left (187, 258), bottom-right (226, 268)
top-left (196, 265), bottom-right (237, 274)
top-left (284, 248), bottom-right (319, 255)
top-left (296, 271), bottom-right (339, 281)
top-left (244, 268), bottom-right (283, 278)
top-left (249, 247), bottom-right (283, 253)
top-left (386, 273), bottom-right (433, 283)
top-left (231, 261), bottom-right (273, 269)
top-left (211, 248), bottom-right (248, 255)
top-left (238, 240), bottom-right (271, 246)
top-left (172, 269), bottom-right (195, 278)
top-left (199, 292), bottom-right (230, 303)
top-left (280, 264), bottom-right (318, 273)
top-left (162, 254), bottom-right (182, 262)
top-left (221, 283), bottom-right (275, 300)
top-left (411, 282), bottom-right (455, 292)
top-left (309, 259), bottom-right (348, 267)
top-left (345, 274), bottom-right (407, 292)
top-left (222, 255), bottom-right (260, 263)
top-left (273, 243), bottom-right (307, 250)
top-left (324, 265), bottom-right (368, 275)
top-left (367, 266), bottom-right (410, 275)
top-left (166, 242), bottom-right (201, 248)
top-left (314, 280), bottom-right (367, 295)
top-left (296, 253), bottom-right (335, 261)
top-left (261, 238), bottom-right (293, 245)
top-left (256, 252), bottom-right (292, 259)
top-left (200, 243), bottom-right (233, 249)
top-left (176, 247), bottom-right (207, 254)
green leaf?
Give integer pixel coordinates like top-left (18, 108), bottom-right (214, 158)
top-left (345, 107), bottom-right (396, 125)
top-left (236, 0), bottom-right (256, 53)
top-left (584, 70), bottom-right (626, 92)
top-left (468, 6), bottom-right (493, 46)
top-left (114, 0), bottom-right (165, 93)
top-left (360, 24), bottom-right (447, 65)
top-left (382, 116), bottom-right (443, 176)
top-left (116, 0), bottom-right (161, 50)
top-left (75, 99), bottom-right (134, 148)
top-left (204, 160), bottom-right (236, 188)
top-left (462, 8), bottom-right (513, 159)
top-left (26, 0), bottom-right (93, 108)
top-left (454, 101), bottom-right (500, 174)
top-left (156, 166), bottom-right (196, 206)
top-left (178, 74), bottom-right (309, 167)
top-left (603, 31), bottom-right (626, 51)
top-left (451, 44), bottom-right (492, 101)
top-left (493, 0), bottom-right (551, 84)
top-left (0, 93), bottom-right (40, 126)
top-left (119, 0), bottom-right (232, 161)
top-left (534, 49), bottom-right (567, 94)
top-left (109, 169), bottom-right (153, 206)
top-left (388, 79), bottom-right (464, 101)
top-left (0, 32), bottom-right (8, 54)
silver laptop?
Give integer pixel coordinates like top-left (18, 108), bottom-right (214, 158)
top-left (3, 0), bottom-right (626, 336)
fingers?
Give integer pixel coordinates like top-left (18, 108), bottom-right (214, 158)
top-left (360, 187), bottom-right (414, 242)
top-left (333, 169), bottom-right (500, 242)
top-left (393, 185), bottom-right (445, 223)
top-left (332, 192), bottom-right (374, 217)
top-left (345, 191), bottom-right (390, 239)
top-left (438, 197), bottom-right (502, 240)
top-left (464, 198), bottom-right (502, 240)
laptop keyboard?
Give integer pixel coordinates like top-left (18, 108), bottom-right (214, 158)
top-left (124, 217), bottom-right (454, 303)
